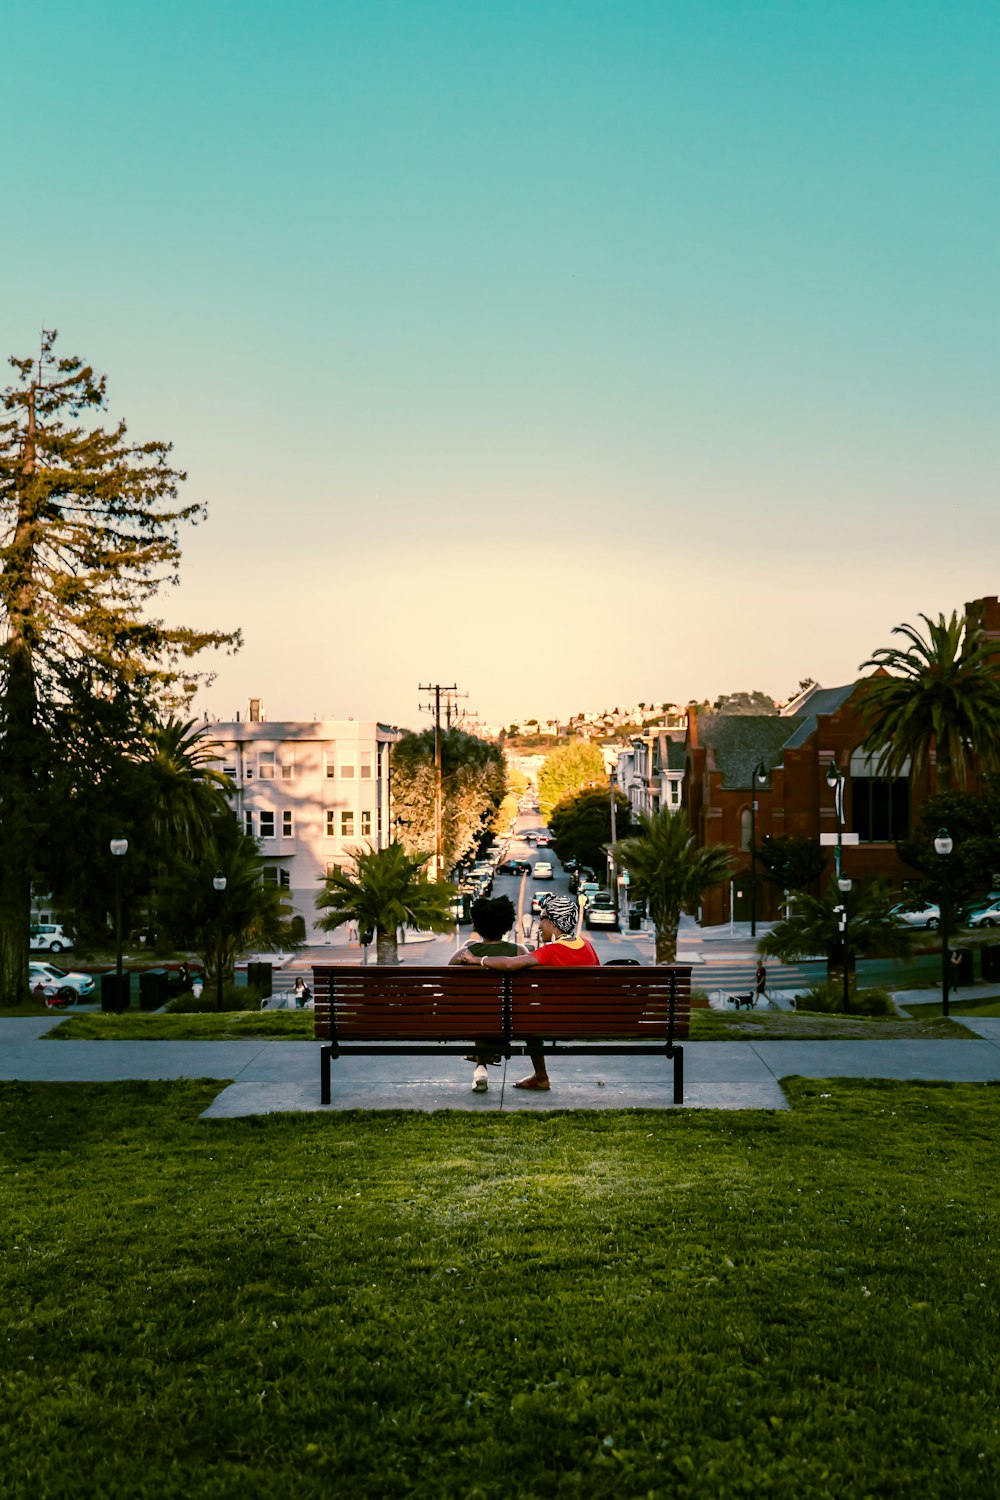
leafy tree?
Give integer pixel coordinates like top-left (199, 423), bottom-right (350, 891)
top-left (712, 690), bottom-right (778, 715)
top-left (537, 740), bottom-right (605, 821)
top-left (0, 332), bottom-right (238, 1003)
top-left (758, 879), bottom-right (914, 984)
top-left (316, 843), bottom-right (455, 965)
top-left (157, 814), bottom-right (296, 988)
top-left (895, 780), bottom-right (1000, 909)
top-left (610, 810), bottom-right (732, 963)
top-left (857, 610), bottom-right (1000, 793)
top-left (390, 728), bottom-right (507, 870)
top-left (548, 787), bottom-right (633, 877)
top-left (755, 835), bottom-right (828, 894)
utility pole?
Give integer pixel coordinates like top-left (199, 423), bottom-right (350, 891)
top-left (419, 682), bottom-right (457, 881)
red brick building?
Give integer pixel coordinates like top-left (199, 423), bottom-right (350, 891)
top-left (684, 595), bottom-right (1000, 926)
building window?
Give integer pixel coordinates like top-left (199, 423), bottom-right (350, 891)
top-left (739, 808), bottom-right (752, 851)
top-left (359, 751), bottom-right (373, 779)
top-left (280, 751), bottom-right (294, 780)
top-left (326, 810), bottom-right (337, 837)
top-left (259, 811), bottom-right (275, 839)
top-left (326, 862), bottom-right (342, 878)
top-left (282, 810), bottom-right (293, 837)
top-left (280, 868), bottom-right (290, 888)
top-left (849, 748), bottom-right (910, 843)
top-left (263, 867), bottom-right (278, 886)
top-left (245, 811), bottom-right (254, 837)
top-left (340, 757), bottom-right (355, 778)
top-left (223, 763), bottom-right (237, 779)
top-left (360, 810), bottom-right (372, 837)
top-left (324, 748), bottom-right (337, 779)
top-left (258, 751), bottom-right (275, 780)
top-left (341, 811), bottom-right (354, 837)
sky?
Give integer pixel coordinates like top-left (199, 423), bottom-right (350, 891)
top-left (4, 1), bottom-right (998, 732)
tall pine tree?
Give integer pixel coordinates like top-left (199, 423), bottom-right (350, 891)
top-left (0, 331), bottom-right (239, 1003)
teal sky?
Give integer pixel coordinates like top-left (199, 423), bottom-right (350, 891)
top-left (4, 1), bottom-right (999, 728)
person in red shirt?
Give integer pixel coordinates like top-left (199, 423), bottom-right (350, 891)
top-left (457, 893), bottom-right (599, 1090)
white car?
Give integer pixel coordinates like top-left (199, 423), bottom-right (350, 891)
top-left (29, 923), bottom-right (74, 954)
top-left (29, 961), bottom-right (95, 1004)
top-left (533, 861), bottom-right (553, 880)
top-left (968, 900), bottom-right (1000, 929)
top-left (889, 902), bottom-right (940, 930)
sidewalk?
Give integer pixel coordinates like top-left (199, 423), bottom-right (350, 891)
top-left (2, 1014), bottom-right (999, 1119)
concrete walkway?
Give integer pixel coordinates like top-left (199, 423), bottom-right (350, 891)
top-left (2, 1013), bottom-right (999, 1119)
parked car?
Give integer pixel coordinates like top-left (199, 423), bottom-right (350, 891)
top-left (579, 881), bottom-right (601, 904)
top-left (29, 961), bottom-right (95, 1004)
top-left (968, 900), bottom-right (1000, 929)
top-left (533, 861), bottom-right (554, 880)
top-left (531, 890), bottom-right (551, 914)
top-left (888, 902), bottom-right (940, 929)
top-left (29, 923), bottom-right (73, 954)
top-left (584, 893), bottom-right (620, 931)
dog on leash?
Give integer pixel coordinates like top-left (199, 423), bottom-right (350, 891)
top-left (732, 992), bottom-right (756, 1011)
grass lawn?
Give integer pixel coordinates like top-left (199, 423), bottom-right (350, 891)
top-left (41, 1006), bottom-right (977, 1042)
top-left (2, 1079), bottom-right (998, 1497)
top-left (900, 996), bottom-right (1000, 1021)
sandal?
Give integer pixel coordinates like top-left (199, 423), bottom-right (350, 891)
top-left (514, 1076), bottom-right (551, 1091)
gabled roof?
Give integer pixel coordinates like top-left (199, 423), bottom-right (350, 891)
top-left (780, 683), bottom-right (858, 750)
top-left (697, 714), bottom-right (804, 789)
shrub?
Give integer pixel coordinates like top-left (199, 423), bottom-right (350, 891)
top-left (166, 984), bottom-right (265, 1014)
top-left (795, 982), bottom-right (898, 1017)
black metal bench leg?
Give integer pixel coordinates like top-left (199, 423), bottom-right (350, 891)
top-left (321, 1044), bottom-right (332, 1105)
top-left (673, 1046), bottom-right (684, 1106)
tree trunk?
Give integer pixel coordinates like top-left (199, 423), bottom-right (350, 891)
top-left (654, 923), bottom-right (678, 964)
top-left (376, 930), bottom-right (400, 965)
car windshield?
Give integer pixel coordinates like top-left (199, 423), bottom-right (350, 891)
top-left (38, 964), bottom-right (67, 978)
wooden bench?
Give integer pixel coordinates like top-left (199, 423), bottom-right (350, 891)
top-left (312, 964), bottom-right (693, 1105)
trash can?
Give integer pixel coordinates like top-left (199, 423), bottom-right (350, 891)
top-left (139, 968), bottom-right (170, 1011)
top-left (101, 972), bottom-right (130, 1012)
top-left (981, 946), bottom-right (1000, 982)
top-left (628, 911), bottom-right (642, 931)
top-left (247, 961), bottom-right (273, 999)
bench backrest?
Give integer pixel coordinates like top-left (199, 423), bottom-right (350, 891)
top-left (312, 966), bottom-right (506, 1041)
top-left (509, 967), bottom-right (692, 1040)
top-left (312, 964), bottom-right (692, 1045)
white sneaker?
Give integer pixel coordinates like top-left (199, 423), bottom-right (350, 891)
top-left (472, 1065), bottom-right (489, 1093)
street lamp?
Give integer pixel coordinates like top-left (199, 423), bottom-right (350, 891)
top-left (826, 762), bottom-right (846, 882)
top-left (110, 833), bottom-right (129, 1007)
top-left (212, 870), bottom-right (227, 1010)
top-left (749, 761), bottom-right (768, 938)
top-left (836, 874), bottom-right (853, 1012)
top-left (934, 828), bottom-right (954, 1018)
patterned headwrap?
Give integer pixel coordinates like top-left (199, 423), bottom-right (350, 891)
top-left (538, 893), bottom-right (579, 935)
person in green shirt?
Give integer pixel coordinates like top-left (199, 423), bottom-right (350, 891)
top-left (450, 894), bottom-right (527, 1092)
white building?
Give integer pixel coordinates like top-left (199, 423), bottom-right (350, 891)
top-left (208, 704), bottom-right (401, 941)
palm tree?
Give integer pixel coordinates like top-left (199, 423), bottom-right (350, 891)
top-left (758, 879), bottom-right (913, 985)
top-left (857, 611), bottom-right (1000, 793)
top-left (158, 815), bottom-right (296, 986)
top-left (316, 842), bottom-right (455, 965)
top-left (138, 716), bottom-right (233, 855)
top-left (610, 809), bottom-right (732, 963)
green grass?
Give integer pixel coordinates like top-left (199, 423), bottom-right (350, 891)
top-left (46, 1008), bottom-right (315, 1040)
top-left (2, 1079), bottom-right (998, 1497)
top-left (900, 996), bottom-right (1000, 1020)
top-left (40, 1006), bottom-right (977, 1043)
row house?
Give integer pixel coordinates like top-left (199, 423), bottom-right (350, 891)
top-left (617, 727), bottom-right (685, 822)
top-left (208, 705), bottom-right (401, 941)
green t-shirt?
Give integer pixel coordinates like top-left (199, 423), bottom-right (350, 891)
top-left (464, 939), bottom-right (521, 957)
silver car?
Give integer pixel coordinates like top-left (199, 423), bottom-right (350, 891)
top-left (29, 961), bottom-right (95, 1003)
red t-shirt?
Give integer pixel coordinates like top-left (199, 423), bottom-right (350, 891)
top-left (533, 937), bottom-right (601, 967)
